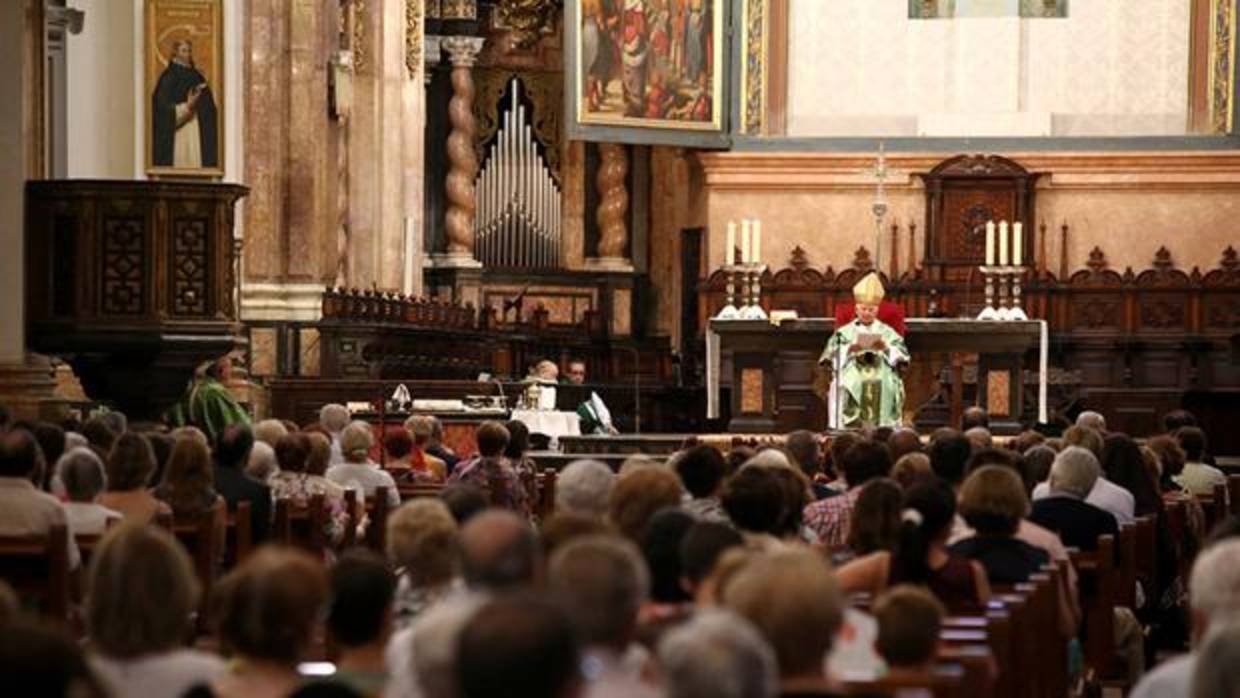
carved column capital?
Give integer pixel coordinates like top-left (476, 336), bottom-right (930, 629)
top-left (442, 35), bottom-right (484, 67)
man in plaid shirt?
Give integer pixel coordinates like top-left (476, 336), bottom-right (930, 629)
top-left (802, 440), bottom-right (892, 550)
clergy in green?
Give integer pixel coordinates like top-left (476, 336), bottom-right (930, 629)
top-left (167, 356), bottom-right (252, 445)
top-left (818, 274), bottom-right (909, 428)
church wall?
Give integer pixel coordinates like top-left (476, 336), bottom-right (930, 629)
top-left (786, 0), bottom-right (1191, 137)
top-left (65, 0), bottom-right (246, 184)
top-left (697, 152), bottom-right (1240, 283)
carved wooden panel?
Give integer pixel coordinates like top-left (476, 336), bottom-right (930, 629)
top-left (1068, 294), bottom-right (1124, 331)
top-left (171, 218), bottom-right (210, 316)
top-left (100, 217), bottom-right (146, 315)
top-left (740, 368), bottom-right (765, 413)
top-left (940, 188), bottom-right (1011, 261)
top-left (1137, 293), bottom-right (1189, 332)
top-left (1204, 293), bottom-right (1240, 329)
top-left (986, 370), bottom-right (1011, 417)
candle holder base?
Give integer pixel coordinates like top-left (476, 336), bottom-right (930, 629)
top-left (977, 306), bottom-right (1001, 321)
top-left (715, 304), bottom-right (741, 320)
top-left (1007, 306), bottom-right (1029, 321)
top-left (738, 304), bottom-right (768, 320)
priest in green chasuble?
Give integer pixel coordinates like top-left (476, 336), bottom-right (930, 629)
top-left (819, 273), bottom-right (909, 429)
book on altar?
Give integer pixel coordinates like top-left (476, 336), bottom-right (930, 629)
top-left (855, 332), bottom-right (883, 350)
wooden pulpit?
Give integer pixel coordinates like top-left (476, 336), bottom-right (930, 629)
top-left (25, 180), bottom-right (248, 420)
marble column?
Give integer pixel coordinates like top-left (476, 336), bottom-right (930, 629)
top-left (0, 0), bottom-right (58, 419)
top-left (402, 0), bottom-right (426, 296)
top-left (588, 142), bottom-right (633, 271)
top-left (241, 0), bottom-right (329, 322)
top-left (438, 35), bottom-right (484, 265)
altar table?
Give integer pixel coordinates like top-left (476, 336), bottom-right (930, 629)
top-left (707, 318), bottom-right (1046, 434)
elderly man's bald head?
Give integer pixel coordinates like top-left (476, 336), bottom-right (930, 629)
top-left (460, 509), bottom-right (541, 591)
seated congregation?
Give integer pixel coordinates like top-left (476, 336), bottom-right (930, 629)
top-left (0, 402), bottom-right (1237, 698)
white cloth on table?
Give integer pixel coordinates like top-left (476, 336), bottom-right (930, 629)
top-left (511, 409), bottom-right (581, 446)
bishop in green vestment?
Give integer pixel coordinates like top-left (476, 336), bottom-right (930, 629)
top-left (167, 356), bottom-right (251, 445)
top-left (818, 273), bottom-right (909, 428)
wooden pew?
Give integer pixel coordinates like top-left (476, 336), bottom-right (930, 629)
top-left (0, 524), bottom-right (69, 623)
top-left (366, 485), bottom-right (392, 552)
top-left (274, 494), bottom-right (328, 556)
top-left (843, 662), bottom-right (967, 698)
top-left (538, 468), bottom-right (558, 520)
top-left (1114, 522), bottom-right (1137, 608)
top-left (399, 482), bottom-right (446, 501)
top-left (1069, 535), bottom-right (1117, 686)
top-left (1132, 515), bottom-right (1156, 606)
top-left (223, 500), bottom-right (252, 568)
top-left (1229, 474), bottom-right (1240, 517)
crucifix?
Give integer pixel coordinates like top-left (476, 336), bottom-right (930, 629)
top-left (872, 142), bottom-right (889, 274)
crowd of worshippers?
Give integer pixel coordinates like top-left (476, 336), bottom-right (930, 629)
top-left (0, 400), bottom-right (1238, 698)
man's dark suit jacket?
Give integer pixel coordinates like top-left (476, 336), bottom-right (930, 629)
top-left (214, 466), bottom-right (272, 542)
top-left (1028, 495), bottom-right (1119, 552)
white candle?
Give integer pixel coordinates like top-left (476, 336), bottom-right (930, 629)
top-left (985, 220), bottom-right (996, 266)
top-left (752, 219), bottom-right (762, 263)
top-left (741, 219), bottom-right (752, 264)
top-left (1013, 222), bottom-right (1023, 266)
top-left (726, 221), bottom-right (736, 266)
top-left (998, 221), bottom-right (1009, 266)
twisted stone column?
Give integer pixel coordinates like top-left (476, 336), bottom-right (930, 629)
top-left (442, 36), bottom-right (484, 259)
top-left (595, 143), bottom-right (629, 261)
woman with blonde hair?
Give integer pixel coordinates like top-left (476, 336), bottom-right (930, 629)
top-left (87, 524), bottom-right (224, 698)
top-left (386, 498), bottom-right (462, 628)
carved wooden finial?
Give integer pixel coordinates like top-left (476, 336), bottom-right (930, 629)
top-left (1153, 246), bottom-right (1174, 270)
top-left (852, 246), bottom-right (874, 272)
top-left (790, 246), bottom-right (810, 270)
top-left (1222, 246), bottom-right (1238, 270)
top-left (1086, 247), bottom-right (1108, 273)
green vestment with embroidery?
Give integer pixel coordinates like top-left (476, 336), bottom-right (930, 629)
top-left (818, 318), bottom-right (909, 428)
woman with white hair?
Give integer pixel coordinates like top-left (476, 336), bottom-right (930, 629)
top-left (245, 441), bottom-right (279, 483)
top-left (555, 459), bottom-right (615, 519)
top-left (252, 419), bottom-right (288, 447)
top-left (326, 421), bottom-right (400, 508)
top-left (319, 403), bottom-right (351, 465)
top-left (658, 609), bottom-right (778, 698)
top-left (56, 448), bottom-right (122, 535)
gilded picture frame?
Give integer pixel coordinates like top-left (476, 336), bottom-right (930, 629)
top-left (566, 0), bottom-right (729, 146)
top-left (144, 0), bottom-right (225, 178)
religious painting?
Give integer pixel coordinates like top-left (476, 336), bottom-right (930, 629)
top-left (567, 0), bottom-right (727, 143)
top-left (144, 0), bottom-right (224, 178)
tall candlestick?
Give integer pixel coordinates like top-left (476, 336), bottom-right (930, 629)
top-left (998, 221), bottom-right (1009, 266)
top-left (1013, 222), bottom-right (1023, 266)
top-left (726, 221), bottom-right (736, 266)
top-left (741, 219), bottom-right (752, 264)
top-left (985, 221), bottom-right (996, 266)
top-left (751, 219), bottom-right (762, 263)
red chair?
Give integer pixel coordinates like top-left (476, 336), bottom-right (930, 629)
top-left (833, 300), bottom-right (907, 337)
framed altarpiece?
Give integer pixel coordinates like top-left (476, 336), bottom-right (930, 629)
top-left (564, 0), bottom-right (734, 147)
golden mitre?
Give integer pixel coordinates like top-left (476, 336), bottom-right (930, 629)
top-left (852, 273), bottom-right (886, 305)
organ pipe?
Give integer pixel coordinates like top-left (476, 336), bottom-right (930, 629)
top-left (475, 78), bottom-right (562, 269)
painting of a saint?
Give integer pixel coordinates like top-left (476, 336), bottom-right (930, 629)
top-left (573, 0), bottom-right (723, 132)
top-left (145, 0), bottom-right (224, 177)
top-left (152, 40), bottom-right (219, 169)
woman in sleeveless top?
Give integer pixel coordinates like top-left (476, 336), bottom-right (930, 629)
top-left (836, 478), bottom-right (990, 611)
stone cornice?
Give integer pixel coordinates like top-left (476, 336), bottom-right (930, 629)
top-left (695, 151), bottom-right (1240, 191)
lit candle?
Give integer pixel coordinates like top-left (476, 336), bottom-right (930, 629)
top-left (998, 221), bottom-right (1009, 266)
top-left (985, 220), bottom-right (996, 266)
top-left (726, 220), bottom-right (736, 266)
top-left (752, 219), bottom-right (762, 263)
top-left (741, 219), bottom-right (752, 264)
top-left (1013, 222), bottom-right (1023, 266)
